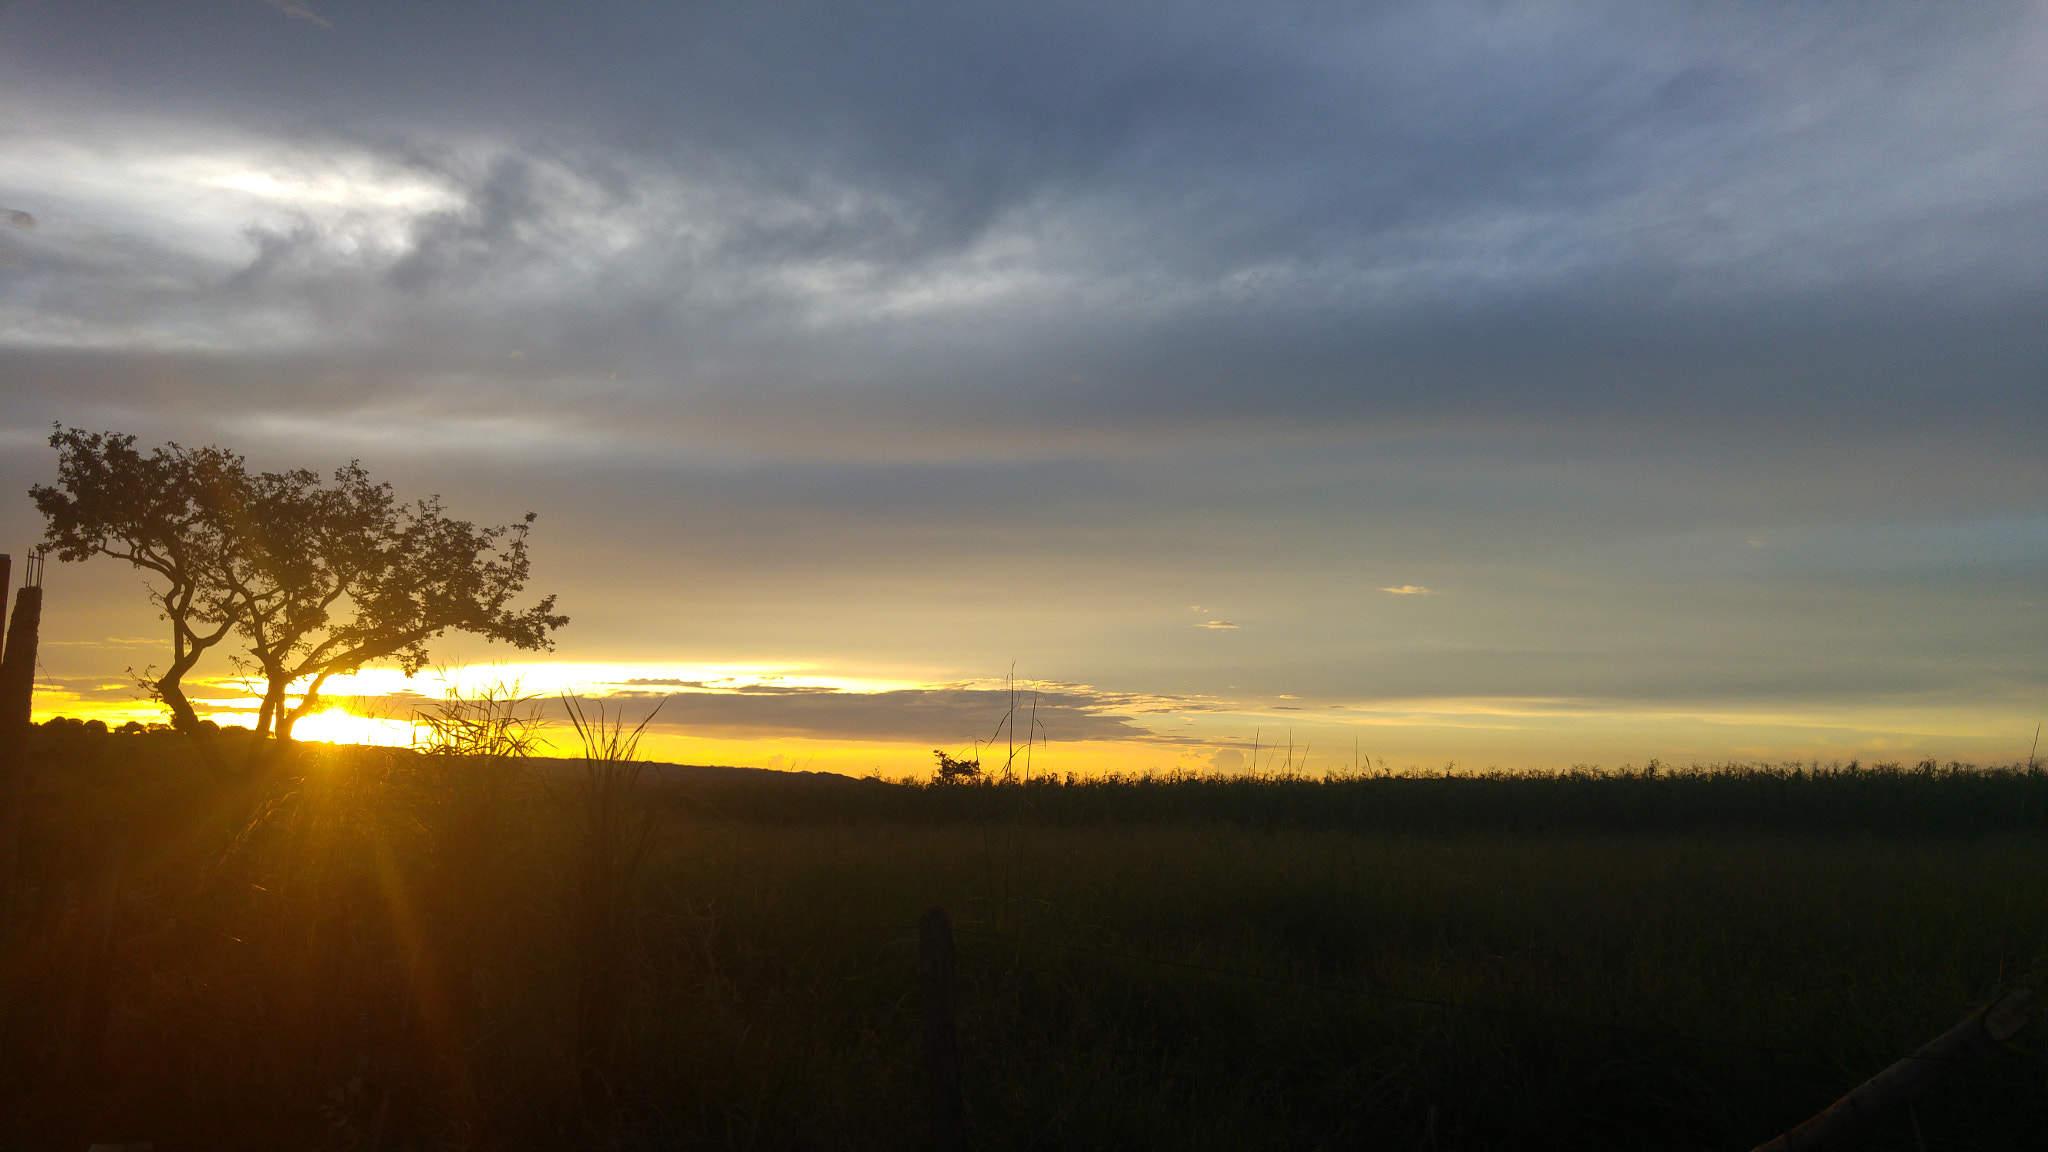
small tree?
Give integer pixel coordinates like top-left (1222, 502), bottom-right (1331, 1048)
top-left (932, 750), bottom-right (982, 784)
top-left (32, 428), bottom-right (568, 742)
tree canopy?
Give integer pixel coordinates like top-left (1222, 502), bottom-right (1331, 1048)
top-left (32, 427), bottom-right (568, 742)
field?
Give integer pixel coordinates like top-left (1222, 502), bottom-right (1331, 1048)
top-left (3, 725), bottom-right (2045, 1150)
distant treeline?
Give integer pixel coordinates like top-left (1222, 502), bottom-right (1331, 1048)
top-left (27, 716), bottom-right (2048, 835)
top-left (647, 757), bottom-right (2048, 836)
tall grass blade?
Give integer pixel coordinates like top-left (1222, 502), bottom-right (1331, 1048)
top-left (559, 693), bottom-right (667, 1118)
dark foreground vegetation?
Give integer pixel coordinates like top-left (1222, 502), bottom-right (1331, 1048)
top-left (4, 724), bottom-right (2045, 1150)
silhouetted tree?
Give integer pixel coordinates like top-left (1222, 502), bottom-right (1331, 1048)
top-left (228, 475), bottom-right (567, 742)
top-left (32, 427), bottom-right (568, 742)
top-left (932, 750), bottom-right (981, 784)
top-left (31, 429), bottom-right (249, 731)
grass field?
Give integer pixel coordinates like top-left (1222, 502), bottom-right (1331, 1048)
top-left (3, 725), bottom-right (2045, 1150)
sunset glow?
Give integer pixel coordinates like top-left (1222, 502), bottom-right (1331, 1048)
top-left (26, 656), bottom-right (2041, 775)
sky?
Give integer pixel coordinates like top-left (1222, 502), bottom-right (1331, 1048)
top-left (1, 0), bottom-right (2043, 774)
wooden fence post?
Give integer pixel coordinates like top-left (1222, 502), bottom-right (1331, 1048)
top-left (0, 554), bottom-right (43, 918)
top-left (919, 906), bottom-right (965, 1152)
top-left (0, 553), bottom-right (11, 654)
top-left (0, 558), bottom-right (41, 730)
top-left (1749, 987), bottom-right (2037, 1152)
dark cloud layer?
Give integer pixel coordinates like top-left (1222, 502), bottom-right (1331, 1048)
top-left (3, 2), bottom-right (2041, 452)
top-left (354, 686), bottom-right (1176, 746)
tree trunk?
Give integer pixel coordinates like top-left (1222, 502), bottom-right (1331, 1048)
top-left (242, 678), bottom-right (290, 771)
top-left (276, 670), bottom-right (334, 745)
top-left (153, 582), bottom-right (234, 733)
top-left (155, 670), bottom-right (202, 732)
top-left (256, 677), bottom-right (288, 741)
top-left (155, 616), bottom-right (230, 732)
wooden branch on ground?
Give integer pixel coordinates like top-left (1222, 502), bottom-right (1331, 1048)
top-left (1750, 987), bottom-right (2037, 1152)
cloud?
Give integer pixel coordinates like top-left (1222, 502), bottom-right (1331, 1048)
top-left (0, 3), bottom-right (2040, 463)
top-left (28, 675), bottom-right (148, 704)
top-left (1197, 620), bottom-right (1239, 630)
top-left (255, 1), bottom-right (331, 29)
top-left (264, 683), bottom-right (1221, 745)
top-left (564, 685), bottom-right (1188, 744)
top-left (39, 637), bottom-right (159, 648)
top-left (1380, 586), bottom-right (1433, 595)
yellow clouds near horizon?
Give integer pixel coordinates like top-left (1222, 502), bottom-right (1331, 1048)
top-left (27, 657), bottom-right (2043, 776)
